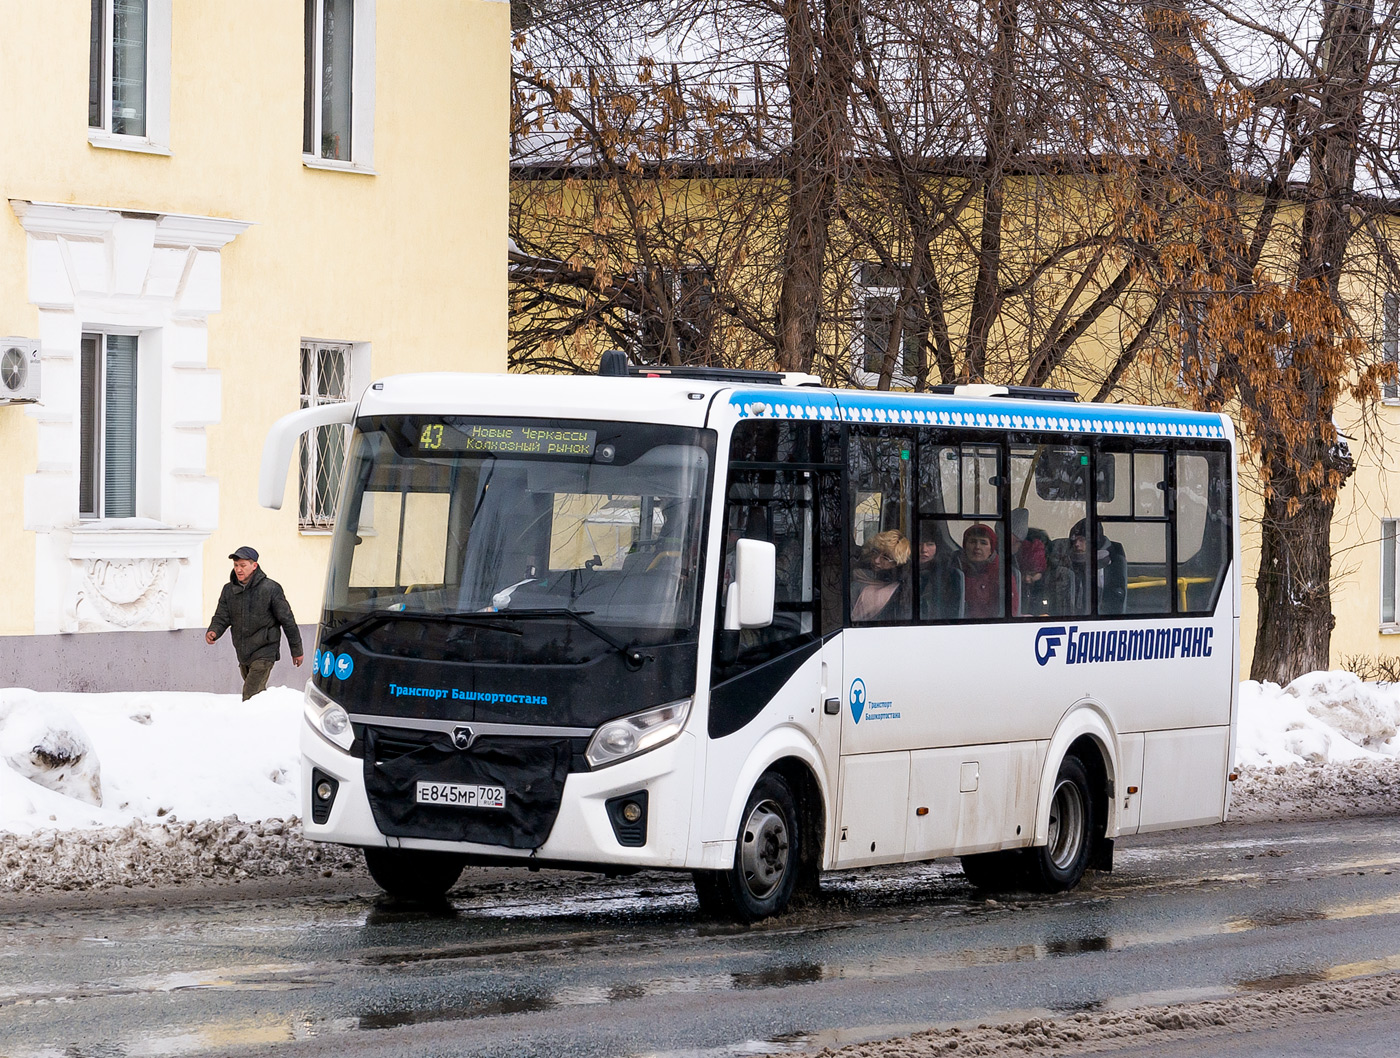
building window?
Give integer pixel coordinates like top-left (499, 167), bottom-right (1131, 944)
top-left (88, 0), bottom-right (170, 150)
top-left (853, 263), bottom-right (925, 386)
top-left (300, 342), bottom-right (352, 529)
top-left (1385, 519), bottom-right (1398, 625)
top-left (303, 0), bottom-right (376, 168)
top-left (1383, 293), bottom-right (1398, 403)
top-left (631, 266), bottom-right (716, 364)
top-left (80, 333), bottom-right (139, 519)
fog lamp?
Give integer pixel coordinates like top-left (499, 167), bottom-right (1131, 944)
top-left (316, 781), bottom-right (335, 801)
top-left (621, 800), bottom-right (643, 823)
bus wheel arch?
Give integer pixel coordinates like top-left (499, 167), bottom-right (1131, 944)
top-left (694, 755), bottom-right (824, 921)
top-left (1032, 711), bottom-right (1118, 890)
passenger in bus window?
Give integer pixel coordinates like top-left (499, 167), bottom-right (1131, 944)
top-left (1009, 509), bottom-right (1048, 615)
top-left (1068, 519), bottom-right (1127, 614)
top-left (959, 523), bottom-right (1016, 618)
top-left (917, 532), bottom-right (963, 619)
top-left (851, 530), bottom-right (911, 621)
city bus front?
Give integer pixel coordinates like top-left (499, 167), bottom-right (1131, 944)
top-left (298, 407), bottom-right (714, 897)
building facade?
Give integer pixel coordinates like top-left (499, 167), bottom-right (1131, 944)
top-left (0, 0), bottom-right (509, 690)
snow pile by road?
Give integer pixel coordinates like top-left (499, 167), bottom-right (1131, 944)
top-left (1236, 671), bottom-right (1400, 765)
top-left (3, 672), bottom-right (1400, 894)
top-left (0, 686), bottom-right (304, 832)
top-left (811, 971), bottom-right (1400, 1058)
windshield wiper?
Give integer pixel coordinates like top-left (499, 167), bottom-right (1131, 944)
top-left (320, 609), bottom-right (523, 647)
top-left (492, 608), bottom-right (654, 670)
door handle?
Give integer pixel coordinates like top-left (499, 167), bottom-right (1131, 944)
top-left (823, 698), bottom-right (840, 715)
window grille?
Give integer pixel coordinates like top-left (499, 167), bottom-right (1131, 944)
top-left (299, 342), bottom-right (351, 529)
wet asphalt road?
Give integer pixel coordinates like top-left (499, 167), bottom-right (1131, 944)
top-left (4, 815), bottom-right (1400, 1058)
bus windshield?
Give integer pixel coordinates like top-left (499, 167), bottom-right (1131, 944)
top-left (323, 417), bottom-right (712, 657)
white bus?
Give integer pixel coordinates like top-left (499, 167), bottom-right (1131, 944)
top-left (260, 365), bottom-right (1239, 919)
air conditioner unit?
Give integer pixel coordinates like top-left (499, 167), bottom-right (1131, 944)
top-left (0, 339), bottom-right (41, 403)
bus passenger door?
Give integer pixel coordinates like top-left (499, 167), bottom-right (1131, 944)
top-left (816, 635), bottom-right (844, 850)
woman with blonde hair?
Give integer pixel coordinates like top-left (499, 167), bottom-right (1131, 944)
top-left (851, 529), bottom-right (912, 621)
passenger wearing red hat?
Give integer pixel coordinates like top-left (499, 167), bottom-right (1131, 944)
top-left (959, 523), bottom-right (1016, 619)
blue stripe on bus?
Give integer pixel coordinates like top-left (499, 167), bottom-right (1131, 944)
top-left (727, 390), bottom-right (1227, 440)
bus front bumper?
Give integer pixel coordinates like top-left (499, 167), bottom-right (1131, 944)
top-left (300, 721), bottom-right (699, 869)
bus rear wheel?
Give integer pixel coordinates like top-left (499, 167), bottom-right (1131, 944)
top-left (363, 847), bottom-right (466, 903)
top-left (693, 772), bottom-right (801, 922)
top-left (959, 849), bottom-right (1027, 892)
top-left (1024, 754), bottom-right (1095, 893)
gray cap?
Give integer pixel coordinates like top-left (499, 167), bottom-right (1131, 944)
top-left (229, 546), bottom-right (259, 562)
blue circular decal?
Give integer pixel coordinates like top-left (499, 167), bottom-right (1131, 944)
top-left (334, 652), bottom-right (354, 680)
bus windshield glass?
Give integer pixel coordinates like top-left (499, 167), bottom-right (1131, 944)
top-left (323, 416), bottom-right (712, 656)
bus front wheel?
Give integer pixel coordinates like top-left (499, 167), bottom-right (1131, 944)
top-left (693, 772), bottom-right (801, 922)
top-left (1024, 754), bottom-right (1095, 893)
top-left (363, 847), bottom-right (466, 903)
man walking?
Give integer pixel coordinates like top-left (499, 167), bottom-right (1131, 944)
top-left (206, 546), bottom-right (304, 700)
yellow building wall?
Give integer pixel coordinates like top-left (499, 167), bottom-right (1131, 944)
top-left (0, 0), bottom-right (509, 635)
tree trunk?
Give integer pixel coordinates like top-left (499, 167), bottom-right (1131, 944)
top-left (1250, 471), bottom-right (1337, 684)
top-left (775, 0), bottom-right (858, 374)
top-left (963, 0), bottom-right (1018, 382)
top-left (1250, 0), bottom-right (1369, 682)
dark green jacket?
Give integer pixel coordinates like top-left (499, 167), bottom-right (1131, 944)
top-left (208, 567), bottom-right (304, 664)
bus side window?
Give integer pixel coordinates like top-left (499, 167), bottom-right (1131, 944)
top-left (1096, 449), bottom-right (1166, 616)
top-left (917, 438), bottom-right (1008, 621)
top-left (713, 469), bottom-right (817, 679)
top-left (848, 427), bottom-right (914, 623)
top-left (1009, 444), bottom-right (1088, 618)
top-left (1176, 449), bottom-right (1232, 613)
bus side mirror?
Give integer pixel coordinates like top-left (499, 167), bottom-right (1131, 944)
top-left (724, 539), bottom-right (776, 630)
top-left (258, 402), bottom-right (357, 509)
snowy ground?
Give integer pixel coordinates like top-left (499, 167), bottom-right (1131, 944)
top-left (4, 673), bottom-right (1400, 894)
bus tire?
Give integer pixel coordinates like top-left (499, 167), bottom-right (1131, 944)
top-left (363, 847), bottom-right (466, 903)
top-left (708, 772), bottom-right (802, 922)
top-left (691, 869), bottom-right (732, 917)
top-left (959, 849), bottom-right (1027, 892)
top-left (1025, 754), bottom-right (1095, 893)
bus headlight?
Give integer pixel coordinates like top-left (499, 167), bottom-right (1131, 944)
top-left (305, 680), bottom-right (354, 752)
top-left (586, 698), bottom-right (692, 769)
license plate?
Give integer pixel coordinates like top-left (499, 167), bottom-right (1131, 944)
top-left (415, 781), bottom-right (507, 809)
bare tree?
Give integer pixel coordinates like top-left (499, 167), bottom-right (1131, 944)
top-left (1123, 0), bottom-right (1400, 681)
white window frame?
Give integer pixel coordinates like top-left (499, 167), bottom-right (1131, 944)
top-left (1383, 292), bottom-right (1399, 404)
top-left (88, 0), bottom-right (172, 155)
top-left (1384, 518), bottom-right (1400, 630)
top-left (303, 0), bottom-right (377, 173)
top-left (851, 262), bottom-right (923, 388)
top-left (79, 330), bottom-right (144, 521)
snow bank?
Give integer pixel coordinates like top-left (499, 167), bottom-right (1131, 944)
top-left (1236, 672), bottom-right (1400, 767)
top-left (0, 686), bottom-right (302, 834)
top-left (3, 673), bottom-right (1400, 895)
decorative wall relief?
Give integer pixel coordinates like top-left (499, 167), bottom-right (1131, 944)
top-left (71, 557), bottom-right (174, 631)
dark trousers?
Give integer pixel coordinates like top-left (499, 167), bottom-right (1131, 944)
top-left (239, 659), bottom-right (276, 701)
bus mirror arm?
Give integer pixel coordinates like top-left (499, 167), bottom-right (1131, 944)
top-left (258, 402), bottom-right (358, 510)
top-left (724, 539), bottom-right (776, 631)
